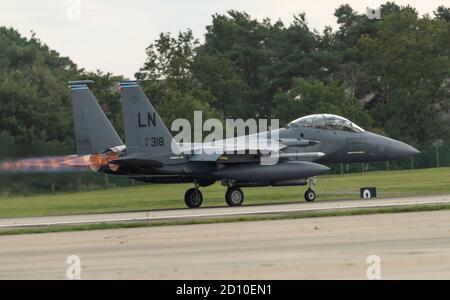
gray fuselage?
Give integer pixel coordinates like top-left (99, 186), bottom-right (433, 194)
top-left (120, 114), bottom-right (419, 187)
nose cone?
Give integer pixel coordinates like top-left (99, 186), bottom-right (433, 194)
top-left (388, 140), bottom-right (420, 160)
top-left (365, 132), bottom-right (420, 161)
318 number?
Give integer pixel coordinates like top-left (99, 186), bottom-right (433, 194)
top-left (151, 137), bottom-right (164, 147)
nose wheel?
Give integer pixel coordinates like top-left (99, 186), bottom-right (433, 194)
top-left (304, 189), bottom-right (316, 202)
top-left (184, 188), bottom-right (203, 208)
top-left (226, 187), bottom-right (244, 207)
top-left (304, 177), bottom-right (317, 202)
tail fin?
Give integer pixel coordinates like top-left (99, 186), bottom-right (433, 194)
top-left (69, 80), bottom-right (124, 155)
top-left (119, 81), bottom-right (180, 156)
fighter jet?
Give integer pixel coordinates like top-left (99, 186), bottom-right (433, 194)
top-left (68, 80), bottom-right (419, 208)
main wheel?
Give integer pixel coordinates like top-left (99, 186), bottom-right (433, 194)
top-left (184, 188), bottom-right (203, 208)
top-left (304, 188), bottom-right (316, 202)
top-left (225, 187), bottom-right (244, 207)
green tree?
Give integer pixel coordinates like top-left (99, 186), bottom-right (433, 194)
top-left (196, 11), bottom-right (334, 118)
top-left (191, 54), bottom-right (251, 118)
top-left (355, 7), bottom-right (450, 144)
top-left (272, 78), bottom-right (372, 128)
top-left (199, 11), bottom-right (275, 117)
top-left (136, 30), bottom-right (218, 125)
top-left (435, 6), bottom-right (450, 21)
top-left (0, 28), bottom-right (79, 145)
top-left (136, 30), bottom-right (199, 94)
top-left (0, 27), bottom-right (126, 147)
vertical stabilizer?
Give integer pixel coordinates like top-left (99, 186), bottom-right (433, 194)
top-left (69, 81), bottom-right (123, 155)
top-left (119, 81), bottom-right (181, 156)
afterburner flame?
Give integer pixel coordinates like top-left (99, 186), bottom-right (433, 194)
top-left (0, 152), bottom-right (119, 174)
top-left (88, 152), bottom-right (120, 172)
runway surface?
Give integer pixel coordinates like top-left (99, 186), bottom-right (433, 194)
top-left (1, 210), bottom-right (450, 279)
top-left (1, 194), bottom-right (450, 228)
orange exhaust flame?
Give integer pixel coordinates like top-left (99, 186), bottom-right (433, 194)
top-left (87, 152), bottom-right (120, 172)
top-left (0, 152), bottom-right (120, 174)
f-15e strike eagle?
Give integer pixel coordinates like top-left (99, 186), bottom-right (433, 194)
top-left (68, 80), bottom-right (419, 208)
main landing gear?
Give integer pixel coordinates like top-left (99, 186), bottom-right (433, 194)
top-left (184, 187), bottom-right (203, 208)
top-left (184, 182), bottom-right (245, 208)
top-left (225, 186), bottom-right (244, 207)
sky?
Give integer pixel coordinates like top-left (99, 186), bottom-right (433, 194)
top-left (0, 0), bottom-right (448, 78)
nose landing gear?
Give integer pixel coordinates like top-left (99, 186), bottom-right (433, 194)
top-left (304, 177), bottom-right (317, 202)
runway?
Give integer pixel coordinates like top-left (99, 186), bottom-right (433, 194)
top-left (1, 209), bottom-right (450, 279)
top-left (0, 194), bottom-right (450, 228)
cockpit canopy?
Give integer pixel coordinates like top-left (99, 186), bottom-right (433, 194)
top-left (288, 114), bottom-right (365, 133)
